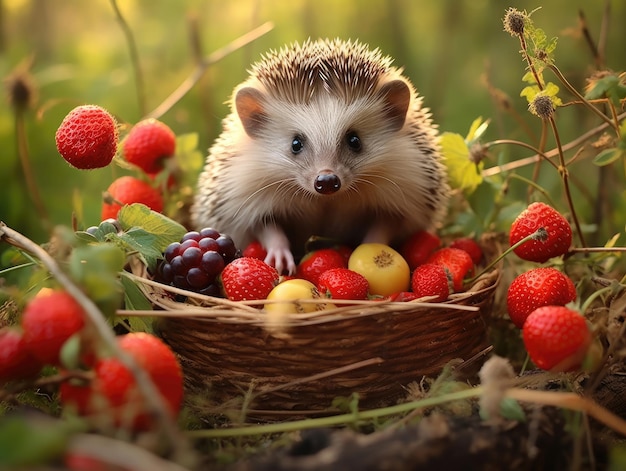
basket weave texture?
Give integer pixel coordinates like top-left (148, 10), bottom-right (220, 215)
top-left (134, 259), bottom-right (500, 417)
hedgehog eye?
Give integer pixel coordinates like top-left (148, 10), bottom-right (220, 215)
top-left (291, 135), bottom-right (304, 154)
top-left (345, 131), bottom-right (362, 152)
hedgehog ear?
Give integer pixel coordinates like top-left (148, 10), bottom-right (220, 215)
top-left (235, 87), bottom-right (268, 138)
top-left (378, 80), bottom-right (411, 131)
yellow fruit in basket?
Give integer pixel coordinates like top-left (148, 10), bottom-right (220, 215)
top-left (348, 243), bottom-right (410, 296)
top-left (264, 279), bottom-right (334, 314)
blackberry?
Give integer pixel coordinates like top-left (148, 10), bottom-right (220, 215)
top-left (156, 228), bottom-right (239, 296)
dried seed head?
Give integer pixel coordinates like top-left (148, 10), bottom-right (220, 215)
top-left (5, 69), bottom-right (37, 112)
top-left (503, 8), bottom-right (527, 37)
top-left (529, 94), bottom-right (555, 119)
top-left (469, 142), bottom-right (488, 166)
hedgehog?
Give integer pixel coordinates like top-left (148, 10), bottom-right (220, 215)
top-left (191, 38), bottom-right (449, 274)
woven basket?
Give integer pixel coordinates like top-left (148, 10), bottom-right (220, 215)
top-left (127, 250), bottom-right (501, 419)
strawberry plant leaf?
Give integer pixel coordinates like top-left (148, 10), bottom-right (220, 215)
top-left (116, 228), bottom-right (163, 271)
top-left (120, 271), bottom-right (154, 312)
top-left (117, 203), bottom-right (186, 252)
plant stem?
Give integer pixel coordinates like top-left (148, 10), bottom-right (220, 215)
top-left (548, 64), bottom-right (616, 131)
top-left (188, 386), bottom-right (484, 438)
top-left (15, 109), bottom-right (50, 232)
top-left (485, 139), bottom-right (559, 171)
top-left (109, 0), bottom-right (146, 117)
top-left (144, 22), bottom-right (274, 120)
top-left (547, 116), bottom-right (586, 248)
top-left (482, 111), bottom-right (626, 177)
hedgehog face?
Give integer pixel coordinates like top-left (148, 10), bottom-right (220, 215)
top-left (233, 76), bottom-right (413, 201)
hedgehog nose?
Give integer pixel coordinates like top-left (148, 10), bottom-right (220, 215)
top-left (314, 171), bottom-right (341, 195)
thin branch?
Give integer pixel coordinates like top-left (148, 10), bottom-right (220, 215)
top-left (15, 109), bottom-right (50, 232)
top-left (143, 21), bottom-right (274, 120)
top-left (110, 0), bottom-right (147, 116)
top-left (482, 111), bottom-right (626, 177)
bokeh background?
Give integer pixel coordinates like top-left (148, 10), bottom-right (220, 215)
top-left (0, 0), bottom-right (624, 248)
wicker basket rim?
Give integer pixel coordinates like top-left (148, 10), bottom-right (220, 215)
top-left (122, 262), bottom-right (500, 327)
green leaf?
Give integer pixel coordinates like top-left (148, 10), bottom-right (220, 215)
top-left (115, 228), bottom-right (163, 271)
top-left (499, 397), bottom-right (526, 421)
top-left (117, 203), bottom-right (186, 252)
top-left (585, 74), bottom-right (626, 107)
top-left (467, 180), bottom-right (498, 230)
top-left (441, 132), bottom-right (483, 193)
top-left (120, 271), bottom-right (154, 311)
top-left (593, 148), bottom-right (624, 167)
top-left (0, 415), bottom-right (77, 467)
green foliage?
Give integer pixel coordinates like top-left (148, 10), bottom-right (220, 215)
top-left (0, 414), bottom-right (82, 468)
top-left (584, 73), bottom-right (626, 107)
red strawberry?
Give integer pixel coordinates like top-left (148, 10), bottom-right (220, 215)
top-left (449, 237), bottom-right (483, 265)
top-left (122, 119), bottom-right (176, 174)
top-left (410, 263), bottom-right (451, 302)
top-left (509, 202), bottom-right (572, 263)
top-left (21, 288), bottom-right (85, 366)
top-left (220, 257), bottom-right (280, 301)
top-left (242, 240), bottom-right (268, 261)
top-left (401, 230), bottom-right (441, 270)
top-left (426, 247), bottom-right (474, 292)
top-left (522, 306), bottom-right (591, 372)
top-left (101, 176), bottom-right (164, 220)
top-left (317, 268), bottom-right (369, 300)
top-left (55, 105), bottom-right (118, 169)
top-left (60, 332), bottom-right (183, 431)
top-left (507, 267), bottom-right (576, 328)
top-left (295, 248), bottom-right (346, 285)
top-left (0, 328), bottom-right (43, 382)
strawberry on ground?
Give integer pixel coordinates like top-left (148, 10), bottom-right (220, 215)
top-left (295, 248), bottom-right (346, 286)
top-left (220, 257), bottom-right (280, 301)
top-left (410, 263), bottom-right (451, 302)
top-left (55, 105), bottom-right (118, 170)
top-left (122, 119), bottom-right (176, 174)
top-left (0, 327), bottom-right (43, 382)
top-left (507, 267), bottom-right (576, 328)
top-left (101, 176), bottom-right (164, 220)
top-left (426, 247), bottom-right (474, 292)
top-left (21, 288), bottom-right (86, 366)
top-left (449, 237), bottom-right (483, 265)
top-left (317, 268), bottom-right (369, 300)
top-left (509, 202), bottom-right (572, 263)
top-left (60, 332), bottom-right (183, 431)
top-left (522, 305), bottom-right (591, 372)
top-left (401, 230), bottom-right (441, 270)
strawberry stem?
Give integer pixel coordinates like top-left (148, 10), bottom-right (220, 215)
top-left (465, 229), bottom-right (545, 285)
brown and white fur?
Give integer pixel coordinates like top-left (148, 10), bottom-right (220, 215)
top-left (192, 38), bottom-right (449, 274)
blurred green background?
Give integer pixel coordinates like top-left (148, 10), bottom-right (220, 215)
top-left (0, 0), bottom-right (624, 247)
